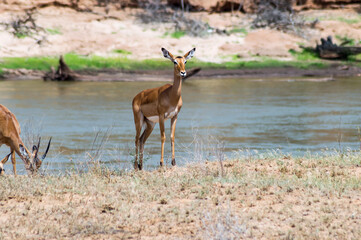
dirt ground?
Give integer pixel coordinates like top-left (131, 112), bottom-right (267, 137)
top-left (1, 5), bottom-right (361, 61)
top-left (0, 155), bottom-right (360, 239)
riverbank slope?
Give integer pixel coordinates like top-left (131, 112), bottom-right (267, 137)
top-left (1, 4), bottom-right (361, 80)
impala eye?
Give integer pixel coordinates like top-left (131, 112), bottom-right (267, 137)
top-left (184, 60), bottom-right (187, 64)
top-left (173, 61), bottom-right (177, 65)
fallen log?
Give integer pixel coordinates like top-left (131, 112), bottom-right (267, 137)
top-left (316, 36), bottom-right (361, 59)
top-left (43, 55), bottom-right (80, 81)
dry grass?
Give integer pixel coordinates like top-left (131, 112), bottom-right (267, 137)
top-left (0, 151), bottom-right (361, 239)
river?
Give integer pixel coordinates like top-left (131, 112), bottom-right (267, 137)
top-left (0, 77), bottom-right (360, 173)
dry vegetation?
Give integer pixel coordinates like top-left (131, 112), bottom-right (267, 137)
top-left (0, 150), bottom-right (360, 239)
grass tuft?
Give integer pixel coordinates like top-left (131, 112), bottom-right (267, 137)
top-left (112, 49), bottom-right (132, 55)
top-left (289, 48), bottom-right (319, 61)
top-left (0, 53), bottom-right (330, 73)
top-left (46, 28), bottom-right (62, 35)
top-left (170, 30), bottom-right (186, 39)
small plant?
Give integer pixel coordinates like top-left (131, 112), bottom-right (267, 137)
top-left (46, 28), bottom-right (62, 35)
top-left (336, 35), bottom-right (361, 46)
top-left (1, 9), bottom-right (47, 44)
top-left (170, 30), bottom-right (186, 39)
top-left (289, 48), bottom-right (319, 61)
top-left (336, 17), bottom-right (361, 25)
top-left (228, 27), bottom-right (247, 35)
top-left (113, 49), bottom-right (132, 55)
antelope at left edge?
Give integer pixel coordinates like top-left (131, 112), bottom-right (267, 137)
top-left (0, 104), bottom-right (52, 175)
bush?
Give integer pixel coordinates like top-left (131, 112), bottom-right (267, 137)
top-left (252, 0), bottom-right (305, 33)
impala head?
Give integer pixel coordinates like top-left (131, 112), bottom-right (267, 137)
top-left (19, 137), bottom-right (52, 174)
top-left (161, 47), bottom-right (196, 77)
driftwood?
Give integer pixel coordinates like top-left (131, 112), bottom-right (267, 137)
top-left (43, 56), bottom-right (79, 81)
top-left (316, 36), bottom-right (361, 59)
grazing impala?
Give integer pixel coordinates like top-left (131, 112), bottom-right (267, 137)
top-left (132, 47), bottom-right (196, 170)
top-left (0, 104), bottom-right (51, 175)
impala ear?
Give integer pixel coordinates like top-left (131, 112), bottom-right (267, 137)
top-left (1, 153), bottom-right (11, 164)
top-left (32, 145), bottom-right (39, 158)
top-left (184, 48), bottom-right (196, 60)
top-left (19, 144), bottom-right (29, 158)
top-left (161, 48), bottom-right (175, 62)
top-left (0, 153), bottom-right (11, 175)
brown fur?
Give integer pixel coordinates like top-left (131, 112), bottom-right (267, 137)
top-left (0, 104), bottom-right (51, 175)
top-left (0, 105), bottom-right (33, 175)
top-left (132, 48), bottom-right (196, 170)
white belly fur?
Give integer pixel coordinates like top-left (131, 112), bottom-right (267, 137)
top-left (146, 116), bottom-right (160, 123)
top-left (165, 107), bottom-right (178, 119)
top-left (146, 107), bottom-right (178, 123)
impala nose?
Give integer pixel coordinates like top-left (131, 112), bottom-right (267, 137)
top-left (180, 71), bottom-right (186, 77)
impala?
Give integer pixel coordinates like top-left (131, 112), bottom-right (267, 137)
top-left (132, 47), bottom-right (196, 170)
top-left (0, 104), bottom-right (51, 175)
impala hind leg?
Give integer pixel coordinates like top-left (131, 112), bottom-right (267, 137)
top-left (139, 119), bottom-right (155, 170)
top-left (170, 116), bottom-right (178, 166)
top-left (133, 110), bottom-right (144, 170)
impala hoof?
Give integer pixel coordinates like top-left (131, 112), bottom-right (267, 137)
top-left (171, 159), bottom-right (176, 166)
top-left (138, 164), bottom-right (142, 170)
top-left (160, 162), bottom-right (164, 167)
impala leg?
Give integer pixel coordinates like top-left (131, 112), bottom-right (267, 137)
top-left (0, 152), bottom-right (12, 175)
top-left (11, 150), bottom-right (16, 176)
top-left (133, 111), bottom-right (144, 171)
top-left (134, 128), bottom-right (141, 170)
top-left (159, 115), bottom-right (166, 167)
top-left (139, 119), bottom-right (155, 170)
top-left (170, 116), bottom-right (178, 166)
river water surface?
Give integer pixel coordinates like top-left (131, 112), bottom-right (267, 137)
top-left (0, 77), bottom-right (360, 173)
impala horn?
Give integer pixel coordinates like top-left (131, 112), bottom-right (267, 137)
top-left (32, 137), bottom-right (41, 159)
top-left (42, 137), bottom-right (52, 160)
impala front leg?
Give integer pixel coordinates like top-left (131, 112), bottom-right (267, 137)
top-left (170, 116), bottom-right (178, 166)
top-left (0, 152), bottom-right (11, 175)
top-left (159, 115), bottom-right (166, 167)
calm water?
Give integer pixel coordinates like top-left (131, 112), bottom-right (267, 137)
top-left (0, 77), bottom-right (360, 173)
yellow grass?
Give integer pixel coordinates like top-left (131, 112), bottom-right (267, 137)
top-left (0, 152), bottom-right (361, 239)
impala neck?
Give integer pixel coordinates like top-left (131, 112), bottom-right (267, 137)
top-left (171, 68), bottom-right (182, 101)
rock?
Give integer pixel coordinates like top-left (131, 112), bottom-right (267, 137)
top-left (167, 0), bottom-right (359, 13)
top-left (167, 0), bottom-right (244, 12)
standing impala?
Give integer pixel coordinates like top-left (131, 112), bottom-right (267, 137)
top-left (132, 47), bottom-right (196, 170)
top-left (0, 104), bottom-right (51, 175)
